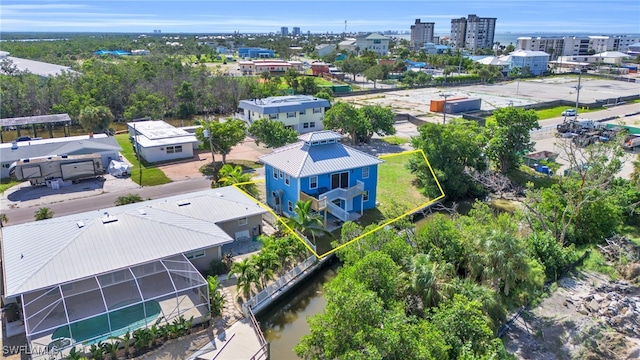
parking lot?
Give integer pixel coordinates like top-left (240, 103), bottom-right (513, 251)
top-left (344, 76), bottom-right (640, 119)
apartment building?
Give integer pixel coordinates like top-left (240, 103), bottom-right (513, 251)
top-left (517, 35), bottom-right (640, 57)
top-left (354, 33), bottom-right (390, 56)
top-left (410, 19), bottom-right (435, 50)
top-left (281, 27), bottom-right (289, 36)
top-left (237, 95), bottom-right (331, 134)
top-left (449, 14), bottom-right (496, 51)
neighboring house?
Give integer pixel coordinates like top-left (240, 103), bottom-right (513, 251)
top-left (0, 133), bottom-right (121, 179)
top-left (0, 186), bottom-right (266, 358)
top-left (471, 55), bottom-right (510, 75)
top-left (627, 42), bottom-right (640, 56)
top-left (127, 120), bottom-right (198, 163)
top-left (259, 131), bottom-right (384, 227)
top-left (311, 61), bottom-right (330, 76)
top-left (131, 49), bottom-right (150, 56)
top-left (420, 42), bottom-right (452, 55)
top-left (237, 95), bottom-right (330, 134)
top-left (508, 50), bottom-right (550, 75)
top-left (238, 47), bottom-right (274, 58)
top-left (557, 52), bottom-right (632, 66)
top-left (94, 50), bottom-right (131, 56)
top-left (354, 33), bottom-right (390, 56)
top-left (238, 59), bottom-right (302, 75)
top-left (338, 38), bottom-right (357, 53)
top-left (315, 44), bottom-right (335, 58)
top-left (0, 51), bottom-right (78, 77)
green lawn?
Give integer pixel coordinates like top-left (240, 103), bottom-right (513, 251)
top-left (376, 152), bottom-right (432, 215)
top-left (0, 179), bottom-right (20, 194)
top-left (115, 134), bottom-right (172, 186)
top-left (576, 247), bottom-right (618, 279)
top-left (380, 136), bottom-right (410, 145)
top-left (485, 105), bottom-right (603, 123)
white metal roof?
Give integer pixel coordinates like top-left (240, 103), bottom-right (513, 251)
top-left (127, 120), bottom-right (198, 148)
top-left (3, 56), bottom-right (78, 77)
top-left (0, 134), bottom-right (121, 164)
top-left (1, 186), bottom-right (266, 297)
top-left (259, 137), bottom-right (383, 177)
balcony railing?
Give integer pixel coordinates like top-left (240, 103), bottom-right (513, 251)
top-left (320, 180), bottom-right (365, 202)
top-left (299, 192), bottom-right (327, 211)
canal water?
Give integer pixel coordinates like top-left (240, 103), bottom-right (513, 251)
top-left (258, 262), bottom-right (339, 359)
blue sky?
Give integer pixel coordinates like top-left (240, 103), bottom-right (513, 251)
top-left (1, 0), bottom-right (639, 34)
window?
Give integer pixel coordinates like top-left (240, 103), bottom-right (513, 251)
top-left (309, 176), bottom-right (318, 189)
top-left (287, 112), bottom-right (296, 118)
top-left (269, 114), bottom-right (278, 120)
top-left (310, 122), bottom-right (316, 128)
top-left (166, 146), bottom-right (175, 154)
top-left (273, 168), bottom-right (278, 179)
top-left (363, 190), bottom-right (369, 202)
top-left (303, 122), bottom-right (309, 129)
top-left (238, 217), bottom-right (248, 226)
top-left (279, 170), bottom-right (283, 178)
top-left (299, 110), bottom-right (306, 115)
top-left (313, 107), bottom-right (322, 113)
top-left (174, 145), bottom-right (183, 153)
top-left (288, 201), bottom-right (293, 212)
top-left (362, 166), bottom-right (370, 179)
top-left (185, 249), bottom-right (205, 259)
top-left (285, 174), bottom-right (290, 186)
top-left (374, 39), bottom-right (381, 44)
top-left (2, 163), bottom-right (9, 169)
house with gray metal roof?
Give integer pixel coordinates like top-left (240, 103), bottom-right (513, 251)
top-left (0, 186), bottom-right (267, 358)
top-left (127, 120), bottom-right (199, 163)
top-left (259, 130), bottom-right (383, 227)
top-left (237, 95), bottom-right (330, 134)
top-left (0, 134), bottom-right (121, 179)
top-left (354, 33), bottom-right (390, 56)
top-left (0, 51), bottom-right (78, 77)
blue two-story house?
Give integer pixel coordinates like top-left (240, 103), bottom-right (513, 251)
top-left (259, 131), bottom-right (383, 227)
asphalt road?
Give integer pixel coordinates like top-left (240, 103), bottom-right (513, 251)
top-left (3, 177), bottom-right (211, 226)
top-left (538, 102), bottom-right (640, 128)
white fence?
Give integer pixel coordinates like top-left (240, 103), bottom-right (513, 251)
top-left (242, 255), bottom-right (318, 316)
top-left (530, 125), bottom-right (556, 140)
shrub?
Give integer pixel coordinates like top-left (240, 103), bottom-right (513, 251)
top-left (115, 193), bottom-right (144, 206)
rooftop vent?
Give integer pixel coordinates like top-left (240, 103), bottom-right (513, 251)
top-left (215, 192), bottom-right (224, 197)
top-left (22, 158), bottom-right (30, 163)
top-left (101, 212), bottom-right (118, 224)
top-left (76, 221), bottom-right (85, 228)
top-left (61, 154), bottom-right (68, 159)
top-left (138, 209), bottom-right (147, 215)
top-left (177, 199), bottom-right (191, 206)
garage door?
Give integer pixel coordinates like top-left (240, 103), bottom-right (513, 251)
top-left (235, 230), bottom-right (250, 241)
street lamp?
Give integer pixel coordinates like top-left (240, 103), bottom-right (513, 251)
top-left (439, 92), bottom-right (452, 124)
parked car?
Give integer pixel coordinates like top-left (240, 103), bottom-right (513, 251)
top-left (561, 109), bottom-right (577, 116)
top-left (15, 136), bottom-right (31, 142)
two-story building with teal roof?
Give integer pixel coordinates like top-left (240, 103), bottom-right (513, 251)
top-left (259, 131), bottom-right (383, 227)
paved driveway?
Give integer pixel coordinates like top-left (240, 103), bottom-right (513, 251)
top-left (157, 137), bottom-right (271, 181)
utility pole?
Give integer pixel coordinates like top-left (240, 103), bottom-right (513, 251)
top-left (439, 93), bottom-right (452, 124)
top-left (575, 67), bottom-right (583, 118)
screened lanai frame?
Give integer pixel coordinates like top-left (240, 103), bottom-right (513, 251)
top-left (20, 254), bottom-right (210, 358)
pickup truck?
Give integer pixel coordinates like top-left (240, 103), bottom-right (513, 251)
top-left (622, 135), bottom-right (640, 151)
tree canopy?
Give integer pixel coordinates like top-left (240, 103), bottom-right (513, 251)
top-left (486, 107), bottom-right (540, 173)
top-left (247, 118), bottom-right (298, 148)
top-left (196, 118), bottom-right (246, 164)
top-left (409, 119), bottom-right (487, 200)
top-left (78, 105), bottom-right (114, 133)
top-left (323, 102), bottom-right (396, 145)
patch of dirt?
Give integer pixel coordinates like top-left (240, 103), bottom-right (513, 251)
top-left (505, 272), bottom-right (640, 360)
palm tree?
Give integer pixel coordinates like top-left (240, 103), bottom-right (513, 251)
top-left (481, 230), bottom-right (529, 297)
top-left (0, 213), bottom-right (7, 228)
top-left (253, 251), bottom-right (278, 288)
top-left (101, 340), bottom-right (120, 360)
top-left (34, 207), bottom-right (54, 221)
top-left (216, 164), bottom-right (258, 197)
top-left (229, 258), bottom-right (258, 299)
top-left (285, 200), bottom-right (331, 244)
top-left (409, 253), bottom-right (454, 309)
top-left (111, 331), bottom-right (132, 358)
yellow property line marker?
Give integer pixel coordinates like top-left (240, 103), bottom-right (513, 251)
top-left (232, 149), bottom-right (445, 259)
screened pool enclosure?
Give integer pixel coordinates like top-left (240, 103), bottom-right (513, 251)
top-left (21, 255), bottom-right (210, 358)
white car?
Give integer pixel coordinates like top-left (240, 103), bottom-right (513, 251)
top-left (561, 109), bottom-right (577, 116)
